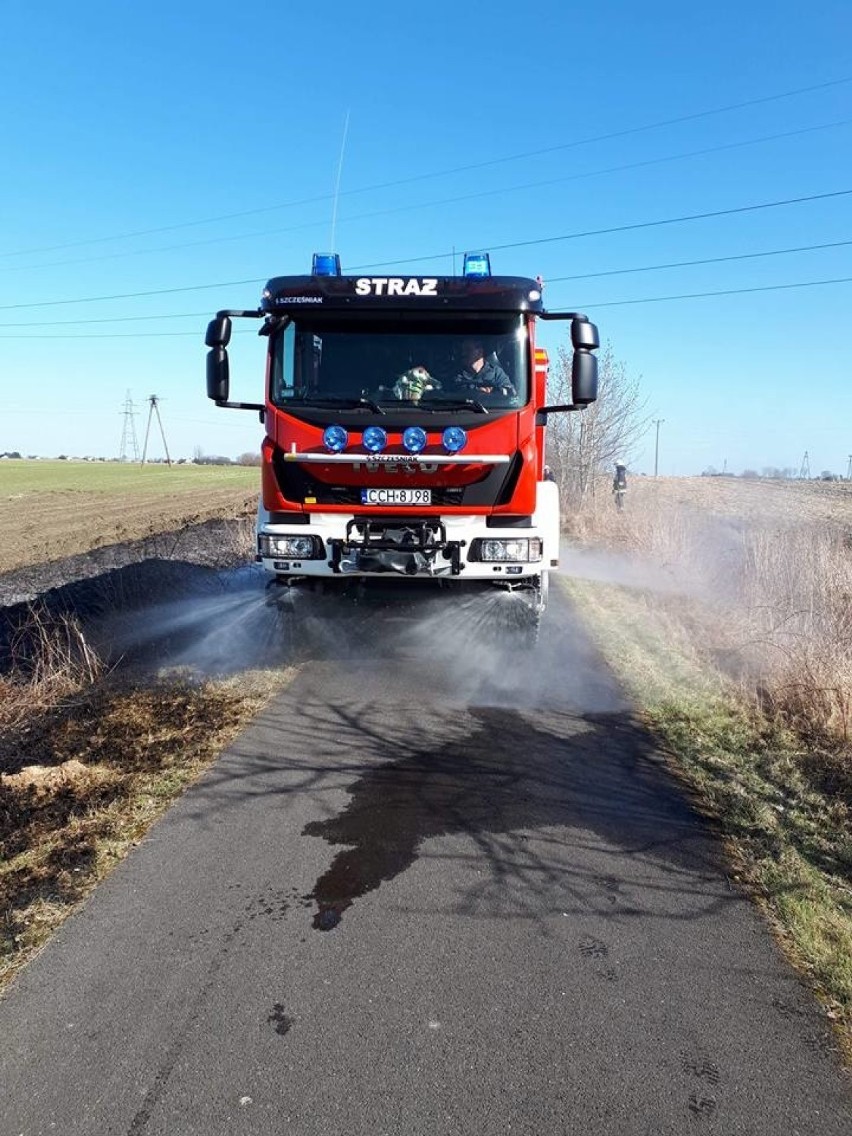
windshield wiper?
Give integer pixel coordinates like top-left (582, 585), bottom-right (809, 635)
top-left (287, 396), bottom-right (386, 415)
top-left (423, 398), bottom-right (489, 414)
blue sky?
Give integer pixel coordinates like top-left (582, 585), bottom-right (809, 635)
top-left (1, 0), bottom-right (850, 475)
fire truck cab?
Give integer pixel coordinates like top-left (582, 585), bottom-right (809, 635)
top-left (205, 252), bottom-right (598, 634)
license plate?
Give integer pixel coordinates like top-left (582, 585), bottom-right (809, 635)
top-left (360, 488), bottom-right (432, 505)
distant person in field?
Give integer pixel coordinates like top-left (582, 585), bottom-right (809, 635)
top-left (612, 460), bottom-right (627, 509)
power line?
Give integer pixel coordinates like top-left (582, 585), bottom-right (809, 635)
top-left (1, 185), bottom-right (849, 315)
top-left (0, 278), bottom-right (264, 312)
top-left (545, 238), bottom-right (852, 283)
top-left (571, 274), bottom-right (852, 309)
top-left (5, 117), bottom-right (849, 277)
top-left (2, 275), bottom-right (852, 339)
top-left (347, 187), bottom-right (852, 270)
top-left (3, 236), bottom-right (851, 330)
top-left (3, 74), bottom-right (850, 262)
top-left (0, 311), bottom-right (212, 328)
top-left (0, 330), bottom-right (205, 339)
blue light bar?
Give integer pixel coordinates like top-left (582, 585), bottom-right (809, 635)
top-left (312, 253), bottom-right (342, 277)
top-left (442, 426), bottom-right (467, 453)
top-left (322, 424), bottom-right (349, 452)
top-left (402, 426), bottom-right (427, 454)
top-left (463, 251), bottom-right (491, 278)
top-left (362, 425), bottom-right (388, 453)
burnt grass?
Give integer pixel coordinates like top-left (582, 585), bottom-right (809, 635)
top-left (0, 518), bottom-right (254, 663)
top-left (0, 518), bottom-right (275, 984)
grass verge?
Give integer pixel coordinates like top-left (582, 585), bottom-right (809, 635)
top-left (0, 666), bottom-right (295, 993)
top-left (559, 574), bottom-right (852, 1060)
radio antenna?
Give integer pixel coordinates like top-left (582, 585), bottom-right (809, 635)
top-left (330, 109), bottom-right (350, 254)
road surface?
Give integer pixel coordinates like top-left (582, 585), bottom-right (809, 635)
top-left (1, 584), bottom-right (850, 1134)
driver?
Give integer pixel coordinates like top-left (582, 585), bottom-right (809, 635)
top-left (454, 338), bottom-right (515, 399)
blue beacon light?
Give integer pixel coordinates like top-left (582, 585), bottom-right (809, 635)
top-left (442, 426), bottom-right (467, 453)
top-left (362, 425), bottom-right (388, 453)
top-left (462, 251), bottom-right (491, 277)
top-left (312, 253), bottom-right (342, 276)
top-left (402, 426), bottom-right (428, 454)
top-left (322, 424), bottom-right (349, 453)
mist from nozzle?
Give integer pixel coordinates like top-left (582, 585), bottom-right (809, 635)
top-left (87, 561), bottom-right (628, 715)
top-left (295, 583), bottom-right (629, 714)
top-left (91, 566), bottom-right (299, 675)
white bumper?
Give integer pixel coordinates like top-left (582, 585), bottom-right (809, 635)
top-left (256, 480), bottom-right (561, 582)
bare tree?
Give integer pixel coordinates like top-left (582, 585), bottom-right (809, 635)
top-left (545, 340), bottom-right (650, 503)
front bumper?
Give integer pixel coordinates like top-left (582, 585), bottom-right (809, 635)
top-left (257, 512), bottom-right (550, 582)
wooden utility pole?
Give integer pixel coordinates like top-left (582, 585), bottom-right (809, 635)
top-left (653, 419), bottom-right (665, 477)
top-left (141, 395), bottom-right (172, 466)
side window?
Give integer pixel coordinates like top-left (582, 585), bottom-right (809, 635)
top-left (271, 322), bottom-right (295, 402)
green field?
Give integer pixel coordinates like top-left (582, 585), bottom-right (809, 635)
top-left (0, 460), bottom-right (259, 574)
top-left (0, 459), bottom-right (258, 495)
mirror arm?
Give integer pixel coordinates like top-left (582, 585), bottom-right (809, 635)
top-left (537, 311), bottom-right (589, 322)
top-left (216, 308), bottom-right (264, 320)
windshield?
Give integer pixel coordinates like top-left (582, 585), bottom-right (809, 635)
top-left (270, 316), bottom-right (529, 411)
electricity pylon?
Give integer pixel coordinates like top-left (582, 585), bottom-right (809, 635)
top-left (119, 390), bottom-right (139, 463)
top-left (141, 395), bottom-right (172, 466)
top-left (798, 451), bottom-right (810, 480)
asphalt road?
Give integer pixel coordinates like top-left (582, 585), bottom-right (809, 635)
top-left (1, 583), bottom-right (850, 1135)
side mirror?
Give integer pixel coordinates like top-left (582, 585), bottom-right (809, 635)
top-left (205, 315), bottom-right (232, 348)
top-left (206, 347), bottom-right (230, 402)
top-left (571, 318), bottom-right (599, 351)
top-left (572, 351), bottom-right (598, 406)
top-left (570, 317), bottom-right (599, 405)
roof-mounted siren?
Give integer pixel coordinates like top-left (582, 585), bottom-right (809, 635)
top-left (312, 253), bottom-right (342, 276)
top-left (462, 251), bottom-right (491, 278)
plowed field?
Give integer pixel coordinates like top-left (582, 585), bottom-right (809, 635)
top-left (0, 461), bottom-right (258, 575)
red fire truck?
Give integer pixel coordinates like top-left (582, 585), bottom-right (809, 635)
top-left (205, 252), bottom-right (598, 639)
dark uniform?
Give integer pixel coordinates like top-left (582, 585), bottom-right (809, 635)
top-left (455, 357), bottom-right (516, 399)
top-left (612, 463), bottom-right (627, 510)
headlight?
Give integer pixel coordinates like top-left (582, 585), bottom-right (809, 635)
top-left (258, 535), bottom-right (321, 559)
top-left (476, 538), bottom-right (542, 562)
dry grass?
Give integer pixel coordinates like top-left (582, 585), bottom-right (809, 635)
top-left (0, 604), bottom-right (104, 722)
top-left (0, 602), bottom-right (294, 991)
top-left (559, 474), bottom-right (852, 1056)
top-left (564, 476), bottom-right (852, 748)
